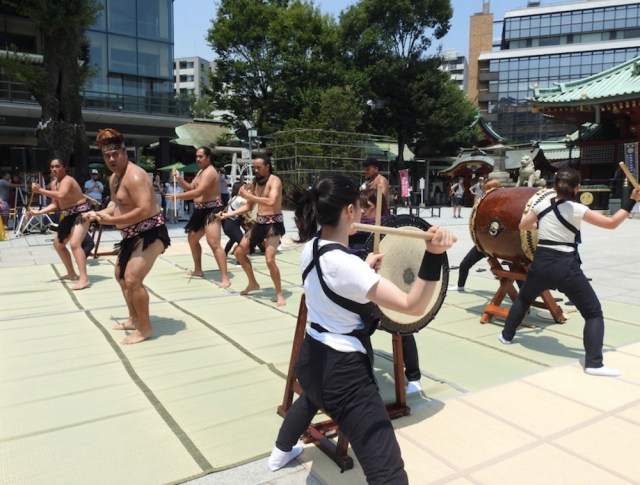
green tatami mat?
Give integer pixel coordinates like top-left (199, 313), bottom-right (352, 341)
top-left (0, 257), bottom-right (301, 484)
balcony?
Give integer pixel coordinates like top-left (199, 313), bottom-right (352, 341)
top-left (0, 80), bottom-right (191, 117)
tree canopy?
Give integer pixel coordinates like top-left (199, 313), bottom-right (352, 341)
top-left (208, 0), bottom-right (342, 135)
top-left (339, 0), bottom-right (458, 163)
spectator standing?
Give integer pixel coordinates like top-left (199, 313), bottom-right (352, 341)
top-left (469, 176), bottom-right (485, 203)
top-left (449, 177), bottom-right (465, 218)
top-left (84, 169), bottom-right (104, 209)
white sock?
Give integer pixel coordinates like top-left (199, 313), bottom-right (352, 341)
top-left (267, 444), bottom-right (303, 471)
top-left (584, 366), bottom-right (620, 377)
top-left (498, 334), bottom-right (511, 345)
top-left (406, 380), bottom-right (422, 394)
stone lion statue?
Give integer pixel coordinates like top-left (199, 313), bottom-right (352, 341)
top-left (516, 155), bottom-right (545, 187)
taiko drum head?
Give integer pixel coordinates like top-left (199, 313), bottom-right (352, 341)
top-left (364, 215), bottom-right (449, 334)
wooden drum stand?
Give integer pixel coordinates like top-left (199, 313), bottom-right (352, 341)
top-left (480, 256), bottom-right (566, 324)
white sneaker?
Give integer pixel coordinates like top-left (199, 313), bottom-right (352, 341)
top-left (498, 334), bottom-right (512, 345)
top-left (267, 444), bottom-right (304, 471)
top-left (447, 285), bottom-right (465, 292)
top-left (406, 380), bottom-right (422, 394)
top-left (584, 366), bottom-right (620, 377)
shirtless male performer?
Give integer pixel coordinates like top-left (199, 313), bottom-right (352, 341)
top-left (29, 159), bottom-right (91, 290)
top-left (361, 158), bottom-right (389, 212)
top-left (221, 157), bottom-right (286, 306)
top-left (85, 128), bottom-right (170, 344)
top-left (170, 146), bottom-right (230, 287)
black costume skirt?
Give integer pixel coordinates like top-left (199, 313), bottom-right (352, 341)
top-left (57, 212), bottom-right (85, 243)
top-left (184, 206), bottom-right (223, 233)
top-left (115, 224), bottom-right (170, 280)
top-left (248, 220), bottom-right (286, 248)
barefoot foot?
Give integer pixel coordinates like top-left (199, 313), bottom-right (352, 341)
top-left (113, 320), bottom-right (137, 331)
top-left (188, 270), bottom-right (205, 278)
top-left (240, 283), bottom-right (260, 295)
top-left (276, 293), bottom-right (286, 307)
top-left (59, 273), bottom-right (78, 281)
top-left (121, 329), bottom-right (151, 344)
top-left (219, 278), bottom-right (232, 289)
top-left (72, 278), bottom-right (90, 291)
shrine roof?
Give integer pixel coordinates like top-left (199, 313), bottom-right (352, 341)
top-left (530, 56), bottom-right (640, 107)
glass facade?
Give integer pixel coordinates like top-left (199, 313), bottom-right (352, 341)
top-left (86, 0), bottom-right (176, 114)
top-left (503, 4), bottom-right (640, 48)
top-left (480, 1), bottom-right (640, 143)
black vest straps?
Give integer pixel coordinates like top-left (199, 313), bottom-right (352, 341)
top-left (302, 238), bottom-right (378, 336)
top-left (537, 198), bottom-right (581, 248)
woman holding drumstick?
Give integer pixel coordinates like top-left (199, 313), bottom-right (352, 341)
top-left (499, 167), bottom-right (640, 376)
top-left (268, 174), bottom-right (454, 483)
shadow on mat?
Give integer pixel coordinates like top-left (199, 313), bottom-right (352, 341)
top-left (514, 333), bottom-right (583, 360)
top-left (148, 316), bottom-right (186, 338)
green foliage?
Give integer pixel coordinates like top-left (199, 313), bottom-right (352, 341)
top-left (175, 92), bottom-right (215, 119)
top-left (208, 0), bottom-right (343, 135)
top-left (339, 0), bottom-right (454, 162)
top-left (411, 70), bottom-right (480, 155)
top-left (206, 0), bottom-right (477, 162)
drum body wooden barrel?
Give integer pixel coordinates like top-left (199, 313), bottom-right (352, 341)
top-left (470, 187), bottom-right (555, 265)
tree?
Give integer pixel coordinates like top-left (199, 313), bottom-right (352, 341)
top-left (339, 0), bottom-right (453, 164)
top-left (0, 0), bottom-right (100, 174)
top-left (207, 0), bottom-right (343, 136)
top-left (175, 92), bottom-right (216, 119)
top-left (411, 70), bottom-right (479, 156)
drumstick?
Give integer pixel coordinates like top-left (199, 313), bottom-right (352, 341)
top-left (353, 223), bottom-right (458, 242)
top-left (27, 189), bottom-right (35, 210)
top-left (618, 161), bottom-right (640, 189)
top-left (373, 185), bottom-right (383, 253)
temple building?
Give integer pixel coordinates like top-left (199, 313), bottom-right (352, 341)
top-left (530, 55), bottom-right (640, 193)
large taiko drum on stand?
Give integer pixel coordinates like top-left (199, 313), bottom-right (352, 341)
top-left (363, 215), bottom-right (449, 335)
top-left (470, 187), bottom-right (556, 265)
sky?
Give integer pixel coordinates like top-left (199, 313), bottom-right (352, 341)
top-left (173, 0), bottom-right (556, 60)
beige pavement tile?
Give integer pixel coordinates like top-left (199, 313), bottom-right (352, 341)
top-left (463, 380), bottom-right (600, 437)
top-left (618, 402), bottom-right (640, 426)
top-left (553, 416), bottom-right (640, 482)
top-left (618, 341), bottom-right (640, 357)
top-left (524, 365), bottom-right (640, 411)
top-left (394, 400), bottom-right (535, 470)
top-left (470, 443), bottom-right (631, 485)
top-left (397, 434), bottom-right (458, 483)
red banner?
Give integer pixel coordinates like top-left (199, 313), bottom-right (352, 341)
top-left (399, 169), bottom-right (409, 198)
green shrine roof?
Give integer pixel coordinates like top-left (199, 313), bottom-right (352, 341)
top-left (531, 56), bottom-right (640, 106)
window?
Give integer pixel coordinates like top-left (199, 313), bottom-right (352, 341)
top-left (137, 0), bottom-right (173, 41)
top-left (138, 39), bottom-right (171, 78)
top-left (108, 35), bottom-right (137, 75)
top-left (108, 1), bottom-right (135, 34)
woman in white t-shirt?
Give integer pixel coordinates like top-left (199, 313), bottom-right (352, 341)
top-left (220, 182), bottom-right (247, 256)
top-left (500, 167), bottom-right (640, 377)
top-left (267, 174), bottom-right (454, 483)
